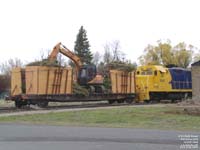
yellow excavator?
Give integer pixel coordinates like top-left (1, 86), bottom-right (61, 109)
top-left (48, 42), bottom-right (105, 93)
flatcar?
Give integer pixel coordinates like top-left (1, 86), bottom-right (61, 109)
top-left (9, 66), bottom-right (135, 108)
top-left (135, 65), bottom-right (192, 102)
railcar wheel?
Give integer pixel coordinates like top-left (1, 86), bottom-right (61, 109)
top-left (117, 99), bottom-right (124, 103)
top-left (125, 98), bottom-right (133, 104)
top-left (37, 101), bottom-right (48, 108)
top-left (15, 100), bottom-right (23, 108)
top-left (171, 99), bottom-right (177, 103)
top-left (108, 100), bottom-right (115, 104)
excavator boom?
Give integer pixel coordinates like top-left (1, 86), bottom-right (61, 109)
top-left (48, 42), bottom-right (104, 88)
top-left (48, 42), bottom-right (82, 71)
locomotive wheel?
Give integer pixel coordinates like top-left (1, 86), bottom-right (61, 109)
top-left (144, 100), bottom-right (150, 104)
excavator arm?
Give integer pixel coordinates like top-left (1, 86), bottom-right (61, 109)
top-left (49, 42), bottom-right (103, 88)
top-left (48, 42), bottom-right (82, 71)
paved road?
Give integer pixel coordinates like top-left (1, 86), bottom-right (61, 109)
top-left (0, 124), bottom-right (199, 150)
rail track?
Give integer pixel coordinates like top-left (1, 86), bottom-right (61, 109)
top-left (0, 100), bottom-right (173, 116)
top-left (0, 102), bottom-right (134, 115)
top-left (0, 106), bottom-right (34, 114)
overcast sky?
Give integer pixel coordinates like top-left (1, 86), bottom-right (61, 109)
top-left (0, 0), bottom-right (200, 64)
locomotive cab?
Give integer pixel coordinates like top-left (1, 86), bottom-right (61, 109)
top-left (136, 65), bottom-right (171, 102)
top-left (135, 66), bottom-right (162, 101)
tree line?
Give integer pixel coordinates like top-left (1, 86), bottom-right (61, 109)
top-left (74, 27), bottom-right (200, 69)
top-left (0, 26), bottom-right (200, 95)
top-left (1, 26), bottom-right (199, 75)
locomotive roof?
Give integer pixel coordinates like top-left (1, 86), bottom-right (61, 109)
top-left (191, 60), bottom-right (200, 66)
top-left (153, 65), bottom-right (167, 72)
top-left (137, 65), bottom-right (167, 72)
top-left (138, 65), bottom-right (190, 72)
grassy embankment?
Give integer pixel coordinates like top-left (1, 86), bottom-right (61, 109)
top-left (0, 106), bottom-right (199, 131)
top-left (0, 100), bottom-right (14, 107)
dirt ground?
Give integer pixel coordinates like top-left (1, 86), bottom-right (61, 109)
top-left (176, 97), bottom-right (200, 116)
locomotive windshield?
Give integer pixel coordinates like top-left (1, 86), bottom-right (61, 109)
top-left (141, 70), bottom-right (153, 75)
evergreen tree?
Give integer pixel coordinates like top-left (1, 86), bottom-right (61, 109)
top-left (74, 26), bottom-right (93, 64)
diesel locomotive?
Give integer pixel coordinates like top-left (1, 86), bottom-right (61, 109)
top-left (135, 65), bottom-right (192, 102)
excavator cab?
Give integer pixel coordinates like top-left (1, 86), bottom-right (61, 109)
top-left (78, 65), bottom-right (97, 85)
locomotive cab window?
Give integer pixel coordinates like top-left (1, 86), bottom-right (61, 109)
top-left (141, 70), bottom-right (153, 75)
top-left (160, 71), bottom-right (164, 77)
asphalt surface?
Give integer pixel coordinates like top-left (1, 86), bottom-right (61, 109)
top-left (0, 124), bottom-right (199, 150)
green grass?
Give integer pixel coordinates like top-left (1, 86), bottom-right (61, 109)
top-left (0, 100), bottom-right (14, 107)
top-left (0, 106), bottom-right (199, 131)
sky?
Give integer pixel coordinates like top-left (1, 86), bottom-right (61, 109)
top-left (0, 0), bottom-right (200, 65)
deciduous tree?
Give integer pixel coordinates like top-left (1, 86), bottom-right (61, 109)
top-left (0, 58), bottom-right (23, 75)
top-left (139, 40), bottom-right (194, 68)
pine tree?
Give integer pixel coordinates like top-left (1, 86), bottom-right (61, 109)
top-left (74, 26), bottom-right (93, 64)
